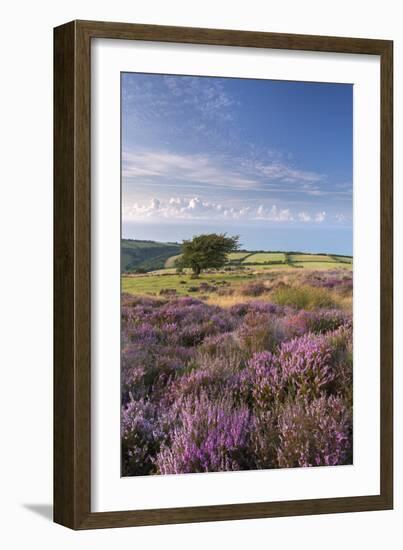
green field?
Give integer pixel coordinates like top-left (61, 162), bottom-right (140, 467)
top-left (121, 239), bottom-right (352, 285)
top-left (122, 272), bottom-right (253, 296)
top-left (331, 256), bottom-right (354, 263)
top-left (227, 252), bottom-right (251, 261)
top-left (242, 252), bottom-right (286, 264)
top-left (122, 261), bottom-right (352, 298)
top-left (289, 254), bottom-right (335, 263)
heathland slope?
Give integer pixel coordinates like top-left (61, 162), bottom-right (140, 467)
top-left (121, 239), bottom-right (181, 272)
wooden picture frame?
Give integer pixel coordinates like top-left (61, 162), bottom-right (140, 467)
top-left (54, 19), bottom-right (393, 529)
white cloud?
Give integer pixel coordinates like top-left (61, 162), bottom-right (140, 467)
top-left (123, 196), bottom-right (245, 221)
top-left (298, 212), bottom-right (311, 222)
top-left (122, 150), bottom-right (258, 190)
top-left (254, 161), bottom-right (324, 184)
top-left (297, 210), bottom-right (325, 223)
top-left (256, 204), bottom-right (294, 222)
top-left (123, 196), bottom-right (327, 225)
top-left (315, 211), bottom-right (326, 222)
top-left (122, 149), bottom-right (330, 197)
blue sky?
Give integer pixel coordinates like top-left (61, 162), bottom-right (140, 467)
top-left (121, 73), bottom-right (353, 254)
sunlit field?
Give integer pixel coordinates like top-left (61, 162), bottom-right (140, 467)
top-left (242, 252), bottom-right (286, 263)
top-left (227, 252), bottom-right (251, 261)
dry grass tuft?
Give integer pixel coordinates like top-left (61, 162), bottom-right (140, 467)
top-left (270, 285), bottom-right (335, 310)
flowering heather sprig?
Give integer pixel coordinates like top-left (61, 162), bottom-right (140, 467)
top-left (121, 399), bottom-right (166, 476)
top-left (278, 333), bottom-right (335, 398)
top-left (241, 351), bottom-right (282, 408)
top-left (121, 342), bottom-right (194, 401)
top-left (196, 333), bottom-right (246, 375)
top-left (129, 322), bottom-right (161, 344)
top-left (282, 309), bottom-right (351, 338)
top-left (167, 367), bottom-right (225, 404)
top-left (155, 393), bottom-right (254, 474)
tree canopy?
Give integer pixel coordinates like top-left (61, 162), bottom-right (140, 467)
top-left (177, 233), bottom-right (240, 276)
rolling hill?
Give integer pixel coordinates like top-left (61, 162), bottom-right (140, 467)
top-left (121, 239), bottom-right (353, 273)
top-left (121, 239), bottom-right (181, 272)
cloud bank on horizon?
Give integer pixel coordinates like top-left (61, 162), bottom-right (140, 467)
top-left (123, 195), bottom-right (328, 225)
top-left (121, 73), bottom-right (352, 248)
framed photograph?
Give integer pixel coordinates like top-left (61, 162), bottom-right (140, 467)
top-left (54, 20), bottom-right (393, 529)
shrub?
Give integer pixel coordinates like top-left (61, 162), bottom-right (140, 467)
top-left (198, 333), bottom-right (243, 366)
top-left (241, 351), bottom-right (281, 408)
top-left (121, 399), bottom-right (166, 476)
top-left (217, 287), bottom-right (235, 296)
top-left (198, 281), bottom-right (217, 293)
top-left (282, 309), bottom-right (350, 338)
top-left (159, 288), bottom-right (177, 296)
top-left (304, 271), bottom-right (353, 292)
top-left (237, 312), bottom-right (283, 354)
top-left (239, 280), bottom-right (267, 296)
top-left (277, 395), bottom-right (352, 467)
top-left (249, 410), bottom-right (279, 468)
top-left (277, 333), bottom-right (335, 399)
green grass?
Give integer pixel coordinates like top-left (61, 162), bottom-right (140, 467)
top-left (289, 254), bottom-right (336, 263)
top-left (271, 285), bottom-right (336, 310)
top-left (243, 263), bottom-right (293, 271)
top-left (122, 259), bottom-right (352, 298)
top-left (227, 252), bottom-right (250, 261)
top-left (242, 252), bottom-right (286, 264)
top-left (122, 272), bottom-right (254, 296)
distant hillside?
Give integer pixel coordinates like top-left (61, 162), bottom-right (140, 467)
top-left (121, 239), bottom-right (352, 273)
top-left (121, 239), bottom-right (181, 272)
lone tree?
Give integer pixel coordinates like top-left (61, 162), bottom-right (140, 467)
top-left (177, 233), bottom-right (240, 277)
